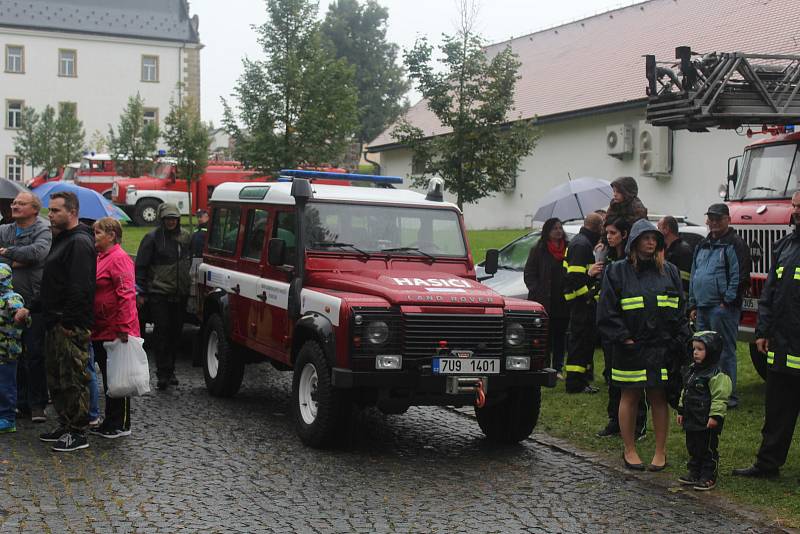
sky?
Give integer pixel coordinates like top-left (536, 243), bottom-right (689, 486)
top-left (189, 0), bottom-right (640, 125)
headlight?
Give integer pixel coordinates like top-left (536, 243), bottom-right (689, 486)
top-left (365, 321), bottom-right (389, 345)
top-left (533, 317), bottom-right (543, 328)
top-left (505, 322), bottom-right (525, 346)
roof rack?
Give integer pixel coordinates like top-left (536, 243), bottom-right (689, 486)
top-left (278, 169), bottom-right (403, 185)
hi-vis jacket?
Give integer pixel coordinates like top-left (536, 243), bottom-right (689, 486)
top-left (563, 227), bottom-right (600, 304)
top-left (756, 227), bottom-right (800, 375)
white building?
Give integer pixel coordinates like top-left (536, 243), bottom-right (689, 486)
top-left (367, 0), bottom-right (800, 228)
top-left (0, 0), bottom-right (202, 182)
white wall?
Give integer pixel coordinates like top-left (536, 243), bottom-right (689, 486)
top-left (0, 27), bottom-right (198, 181)
top-left (379, 108), bottom-right (753, 229)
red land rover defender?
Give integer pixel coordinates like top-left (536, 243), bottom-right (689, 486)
top-left (195, 170), bottom-right (556, 447)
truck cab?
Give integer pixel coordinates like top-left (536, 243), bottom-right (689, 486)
top-left (27, 162), bottom-right (79, 189)
top-left (73, 153), bottom-right (129, 198)
top-left (195, 171), bottom-right (555, 447)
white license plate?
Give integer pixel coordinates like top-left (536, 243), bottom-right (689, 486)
top-left (742, 297), bottom-right (758, 312)
top-left (432, 357), bottom-right (500, 375)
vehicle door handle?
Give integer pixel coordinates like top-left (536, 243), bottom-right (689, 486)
top-left (231, 284), bottom-right (240, 294)
top-left (257, 291), bottom-right (267, 301)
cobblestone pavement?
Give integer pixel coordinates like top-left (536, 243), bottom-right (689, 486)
top-left (0, 357), bottom-right (781, 533)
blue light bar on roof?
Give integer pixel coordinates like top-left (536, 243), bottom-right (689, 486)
top-left (279, 169), bottom-right (403, 184)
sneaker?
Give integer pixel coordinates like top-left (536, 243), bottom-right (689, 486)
top-left (39, 426), bottom-right (68, 442)
top-left (31, 409), bottom-right (47, 423)
top-left (678, 473), bottom-right (699, 485)
top-left (89, 426), bottom-right (131, 439)
top-left (0, 418), bottom-right (16, 433)
top-left (88, 416), bottom-right (103, 429)
top-left (635, 425), bottom-right (647, 441)
top-left (727, 397), bottom-right (739, 409)
top-left (596, 422), bottom-right (620, 438)
top-left (566, 385), bottom-right (599, 394)
top-left (52, 432), bottom-right (89, 452)
top-left (693, 478), bottom-right (716, 491)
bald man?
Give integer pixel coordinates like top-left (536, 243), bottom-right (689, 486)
top-left (563, 213), bottom-right (604, 393)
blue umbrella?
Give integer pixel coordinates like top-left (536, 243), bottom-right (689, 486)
top-left (31, 182), bottom-right (131, 222)
top-left (532, 177), bottom-right (613, 223)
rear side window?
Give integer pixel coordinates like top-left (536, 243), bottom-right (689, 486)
top-left (242, 209), bottom-right (268, 260)
top-left (208, 207), bottom-right (241, 254)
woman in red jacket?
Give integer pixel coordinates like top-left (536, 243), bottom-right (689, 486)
top-left (89, 217), bottom-right (140, 439)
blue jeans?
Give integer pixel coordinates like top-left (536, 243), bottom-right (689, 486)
top-left (87, 343), bottom-right (99, 421)
top-left (0, 360), bottom-right (18, 422)
top-left (696, 305), bottom-right (741, 399)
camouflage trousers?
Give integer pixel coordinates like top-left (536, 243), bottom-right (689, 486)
top-left (45, 325), bottom-right (91, 433)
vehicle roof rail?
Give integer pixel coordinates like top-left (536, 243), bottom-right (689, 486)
top-left (278, 169), bottom-right (403, 187)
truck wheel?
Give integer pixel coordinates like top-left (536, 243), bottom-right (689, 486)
top-left (203, 314), bottom-right (244, 397)
top-left (749, 342), bottom-right (768, 381)
top-left (475, 386), bottom-right (541, 444)
top-left (292, 340), bottom-right (351, 448)
top-left (133, 199), bottom-right (161, 226)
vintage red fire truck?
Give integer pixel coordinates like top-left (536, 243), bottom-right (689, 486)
top-left (72, 153), bottom-right (130, 198)
top-left (27, 162), bottom-right (80, 189)
top-left (646, 46), bottom-right (800, 377)
top-left (112, 159), bottom-right (259, 225)
top-left (194, 170), bottom-right (555, 447)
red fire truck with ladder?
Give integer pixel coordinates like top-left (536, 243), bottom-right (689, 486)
top-left (646, 46), bottom-right (800, 378)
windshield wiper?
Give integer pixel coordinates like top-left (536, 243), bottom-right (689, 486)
top-left (381, 246), bottom-right (435, 262)
top-left (749, 186), bottom-right (777, 192)
top-left (311, 241), bottom-right (371, 259)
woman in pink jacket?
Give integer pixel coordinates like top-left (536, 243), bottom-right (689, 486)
top-left (89, 217), bottom-right (140, 439)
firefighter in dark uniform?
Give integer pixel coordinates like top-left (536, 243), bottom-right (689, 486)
top-left (563, 212), bottom-right (604, 393)
top-left (658, 215), bottom-right (694, 294)
top-left (597, 219), bottom-right (690, 470)
top-left (733, 190), bottom-right (800, 478)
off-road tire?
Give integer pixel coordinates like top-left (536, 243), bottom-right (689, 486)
top-left (203, 314), bottom-right (245, 397)
top-left (292, 340), bottom-right (351, 448)
top-left (475, 386), bottom-right (541, 444)
top-left (133, 199), bottom-right (161, 226)
top-left (749, 342), bottom-right (768, 381)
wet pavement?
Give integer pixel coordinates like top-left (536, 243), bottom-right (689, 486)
top-left (0, 357), bottom-right (781, 533)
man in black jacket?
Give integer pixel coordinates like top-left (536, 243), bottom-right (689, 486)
top-left (136, 203), bottom-right (191, 390)
top-left (18, 191), bottom-right (96, 452)
top-left (734, 191), bottom-right (800, 478)
top-left (564, 212), bottom-right (604, 393)
top-left (658, 216), bottom-right (693, 294)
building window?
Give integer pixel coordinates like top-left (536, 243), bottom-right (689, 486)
top-left (143, 107), bottom-right (159, 127)
top-left (58, 102), bottom-right (77, 117)
top-left (6, 156), bottom-right (22, 182)
top-left (141, 55), bottom-right (159, 82)
top-left (5, 45), bottom-right (23, 73)
top-left (58, 49), bottom-right (77, 77)
top-left (6, 100), bottom-right (23, 129)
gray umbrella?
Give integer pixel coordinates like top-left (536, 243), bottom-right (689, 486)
top-left (0, 177), bottom-right (29, 199)
top-left (533, 177), bottom-right (613, 223)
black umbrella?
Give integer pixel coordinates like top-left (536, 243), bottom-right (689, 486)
top-left (0, 177), bottom-right (29, 199)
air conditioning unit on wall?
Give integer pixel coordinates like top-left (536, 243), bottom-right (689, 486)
top-left (606, 124), bottom-right (634, 158)
top-left (639, 121), bottom-right (672, 177)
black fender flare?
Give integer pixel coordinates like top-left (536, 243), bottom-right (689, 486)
top-left (293, 313), bottom-right (336, 366)
top-left (203, 288), bottom-right (233, 338)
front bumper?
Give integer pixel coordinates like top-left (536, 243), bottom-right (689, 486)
top-left (331, 367), bottom-right (557, 390)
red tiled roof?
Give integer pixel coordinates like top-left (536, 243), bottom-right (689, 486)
top-left (369, 0), bottom-right (800, 149)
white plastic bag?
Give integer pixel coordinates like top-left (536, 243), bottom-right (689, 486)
top-left (104, 336), bottom-right (151, 397)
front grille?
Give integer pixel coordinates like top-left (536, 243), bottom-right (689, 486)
top-left (402, 313), bottom-right (504, 360)
top-left (734, 225), bottom-right (789, 276)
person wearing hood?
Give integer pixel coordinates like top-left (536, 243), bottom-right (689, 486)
top-left (605, 177), bottom-right (648, 226)
top-left (734, 191), bottom-right (800, 479)
top-left (135, 203), bottom-right (191, 390)
top-left (563, 212), bottom-right (605, 394)
top-left (0, 263), bottom-right (32, 434)
top-left (677, 331), bottom-right (732, 491)
top-left (597, 219), bottom-right (690, 471)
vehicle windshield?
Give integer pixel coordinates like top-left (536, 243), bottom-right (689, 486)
top-left (732, 143), bottom-right (800, 200)
top-left (303, 202), bottom-right (467, 257)
top-left (62, 166), bottom-right (76, 181)
top-left (497, 232), bottom-right (541, 270)
top-left (152, 163), bottom-right (174, 180)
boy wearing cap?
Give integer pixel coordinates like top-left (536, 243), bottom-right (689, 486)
top-left (688, 203), bottom-right (750, 408)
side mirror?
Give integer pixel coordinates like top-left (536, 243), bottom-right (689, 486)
top-left (483, 249), bottom-right (499, 276)
top-left (727, 157), bottom-right (739, 186)
top-left (267, 238), bottom-right (286, 266)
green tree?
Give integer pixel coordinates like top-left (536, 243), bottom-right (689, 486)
top-left (392, 2), bottom-right (539, 210)
top-left (222, 0), bottom-right (359, 173)
top-left (12, 107), bottom-right (41, 177)
top-left (53, 103), bottom-right (85, 170)
top-left (162, 94), bottom-right (211, 228)
top-left (35, 106), bottom-right (59, 174)
top-left (321, 0), bottom-right (410, 148)
top-left (108, 94), bottom-right (159, 177)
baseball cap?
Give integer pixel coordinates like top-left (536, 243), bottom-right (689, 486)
top-left (705, 203), bottom-right (730, 217)
top-left (196, 209), bottom-right (208, 217)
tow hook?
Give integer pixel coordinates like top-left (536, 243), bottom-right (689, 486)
top-left (475, 379), bottom-right (486, 408)
top-left (445, 376), bottom-right (487, 407)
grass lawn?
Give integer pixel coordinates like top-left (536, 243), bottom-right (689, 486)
top-left (119, 216), bottom-right (196, 255)
top-left (467, 228), bottom-right (529, 263)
